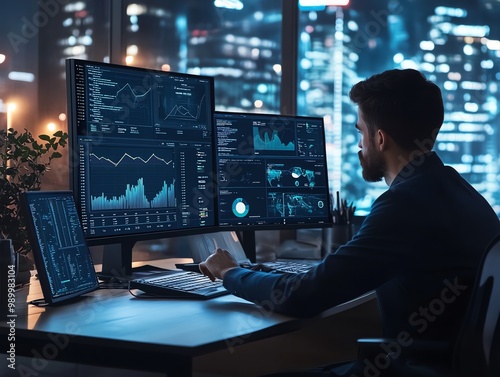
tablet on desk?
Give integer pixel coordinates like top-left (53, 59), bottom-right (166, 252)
top-left (21, 191), bottom-right (100, 305)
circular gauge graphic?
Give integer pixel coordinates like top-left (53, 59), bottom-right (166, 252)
top-left (232, 198), bottom-right (249, 217)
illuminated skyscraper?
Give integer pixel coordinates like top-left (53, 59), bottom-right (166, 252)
top-left (38, 1), bottom-right (108, 129)
top-left (297, 6), bottom-right (366, 202)
top-left (420, 6), bottom-right (499, 211)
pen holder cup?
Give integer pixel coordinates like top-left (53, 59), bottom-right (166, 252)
top-left (331, 224), bottom-right (353, 249)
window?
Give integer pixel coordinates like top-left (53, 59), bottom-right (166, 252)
top-left (0, 0), bottom-right (109, 189)
top-left (297, 1), bottom-right (500, 216)
top-left (121, 0), bottom-right (282, 113)
top-left (1, 1), bottom-right (499, 216)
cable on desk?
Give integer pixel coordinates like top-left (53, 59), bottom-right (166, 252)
top-left (29, 298), bottom-right (50, 307)
top-left (98, 279), bottom-right (129, 290)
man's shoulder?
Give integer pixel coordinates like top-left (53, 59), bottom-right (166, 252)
top-left (390, 153), bottom-right (464, 194)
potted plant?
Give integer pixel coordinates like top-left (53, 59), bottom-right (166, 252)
top-left (0, 127), bottom-right (68, 284)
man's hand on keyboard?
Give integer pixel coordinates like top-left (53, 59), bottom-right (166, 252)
top-left (199, 248), bottom-right (239, 281)
top-left (248, 263), bottom-right (275, 272)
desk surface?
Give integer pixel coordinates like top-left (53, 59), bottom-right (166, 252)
top-left (1, 258), bottom-right (377, 376)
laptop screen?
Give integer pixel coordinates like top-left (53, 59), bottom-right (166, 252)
top-left (21, 191), bottom-right (99, 304)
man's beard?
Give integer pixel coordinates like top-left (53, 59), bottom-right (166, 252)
top-left (358, 148), bottom-right (386, 182)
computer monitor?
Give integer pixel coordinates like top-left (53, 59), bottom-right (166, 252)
top-left (20, 191), bottom-right (100, 305)
top-left (66, 59), bottom-right (217, 278)
top-left (214, 111), bottom-right (332, 256)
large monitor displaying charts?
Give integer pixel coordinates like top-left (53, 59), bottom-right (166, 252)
top-left (214, 111), bottom-right (332, 230)
top-left (66, 59), bottom-right (217, 276)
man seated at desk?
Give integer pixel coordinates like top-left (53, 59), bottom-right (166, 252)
top-left (199, 68), bottom-right (500, 376)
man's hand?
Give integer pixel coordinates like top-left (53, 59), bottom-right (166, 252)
top-left (199, 248), bottom-right (239, 281)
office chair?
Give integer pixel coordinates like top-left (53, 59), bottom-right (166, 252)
top-left (452, 232), bottom-right (500, 377)
top-left (356, 233), bottom-right (500, 377)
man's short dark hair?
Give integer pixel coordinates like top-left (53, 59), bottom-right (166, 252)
top-left (349, 69), bottom-right (444, 151)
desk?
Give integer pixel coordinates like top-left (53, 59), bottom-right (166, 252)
top-left (1, 259), bottom-right (379, 377)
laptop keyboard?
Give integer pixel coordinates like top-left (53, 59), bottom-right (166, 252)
top-left (129, 271), bottom-right (229, 299)
top-left (175, 260), bottom-right (317, 275)
top-left (262, 260), bottom-right (314, 273)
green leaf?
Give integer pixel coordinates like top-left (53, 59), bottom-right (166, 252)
top-left (21, 149), bottom-right (30, 159)
top-left (39, 134), bottom-right (51, 141)
top-left (0, 127), bottom-right (68, 254)
top-left (19, 133), bottom-right (29, 144)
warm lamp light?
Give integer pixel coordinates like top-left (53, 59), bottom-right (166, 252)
top-left (6, 102), bottom-right (16, 130)
top-left (47, 122), bottom-right (57, 132)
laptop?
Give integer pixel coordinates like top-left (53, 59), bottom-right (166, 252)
top-left (21, 191), bottom-right (100, 305)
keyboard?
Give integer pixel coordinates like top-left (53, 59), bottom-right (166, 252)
top-left (128, 270), bottom-right (229, 299)
top-left (176, 260), bottom-right (317, 274)
top-left (260, 260), bottom-right (315, 273)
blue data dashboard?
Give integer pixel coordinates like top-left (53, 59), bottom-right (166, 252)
top-left (67, 59), bottom-right (216, 241)
top-left (214, 111), bottom-right (331, 229)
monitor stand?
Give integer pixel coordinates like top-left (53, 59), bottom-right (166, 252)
top-left (98, 241), bottom-right (167, 282)
top-left (236, 230), bottom-right (256, 263)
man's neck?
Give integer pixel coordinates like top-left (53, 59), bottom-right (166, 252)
top-left (384, 149), bottom-right (430, 185)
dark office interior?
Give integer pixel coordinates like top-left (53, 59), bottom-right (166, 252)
top-left (1, 1), bottom-right (500, 376)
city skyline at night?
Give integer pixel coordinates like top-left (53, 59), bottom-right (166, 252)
top-left (298, 1), bottom-right (500, 215)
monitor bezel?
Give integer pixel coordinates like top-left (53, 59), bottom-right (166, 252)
top-left (214, 110), bottom-right (333, 232)
top-left (20, 190), bottom-right (100, 304)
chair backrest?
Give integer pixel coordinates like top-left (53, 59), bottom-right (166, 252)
top-left (454, 233), bottom-right (500, 377)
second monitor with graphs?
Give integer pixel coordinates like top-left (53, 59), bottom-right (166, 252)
top-left (214, 111), bottom-right (332, 230)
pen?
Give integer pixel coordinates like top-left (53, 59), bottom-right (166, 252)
top-left (331, 191), bottom-right (355, 226)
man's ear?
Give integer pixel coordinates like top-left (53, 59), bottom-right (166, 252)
top-left (376, 128), bottom-right (389, 151)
